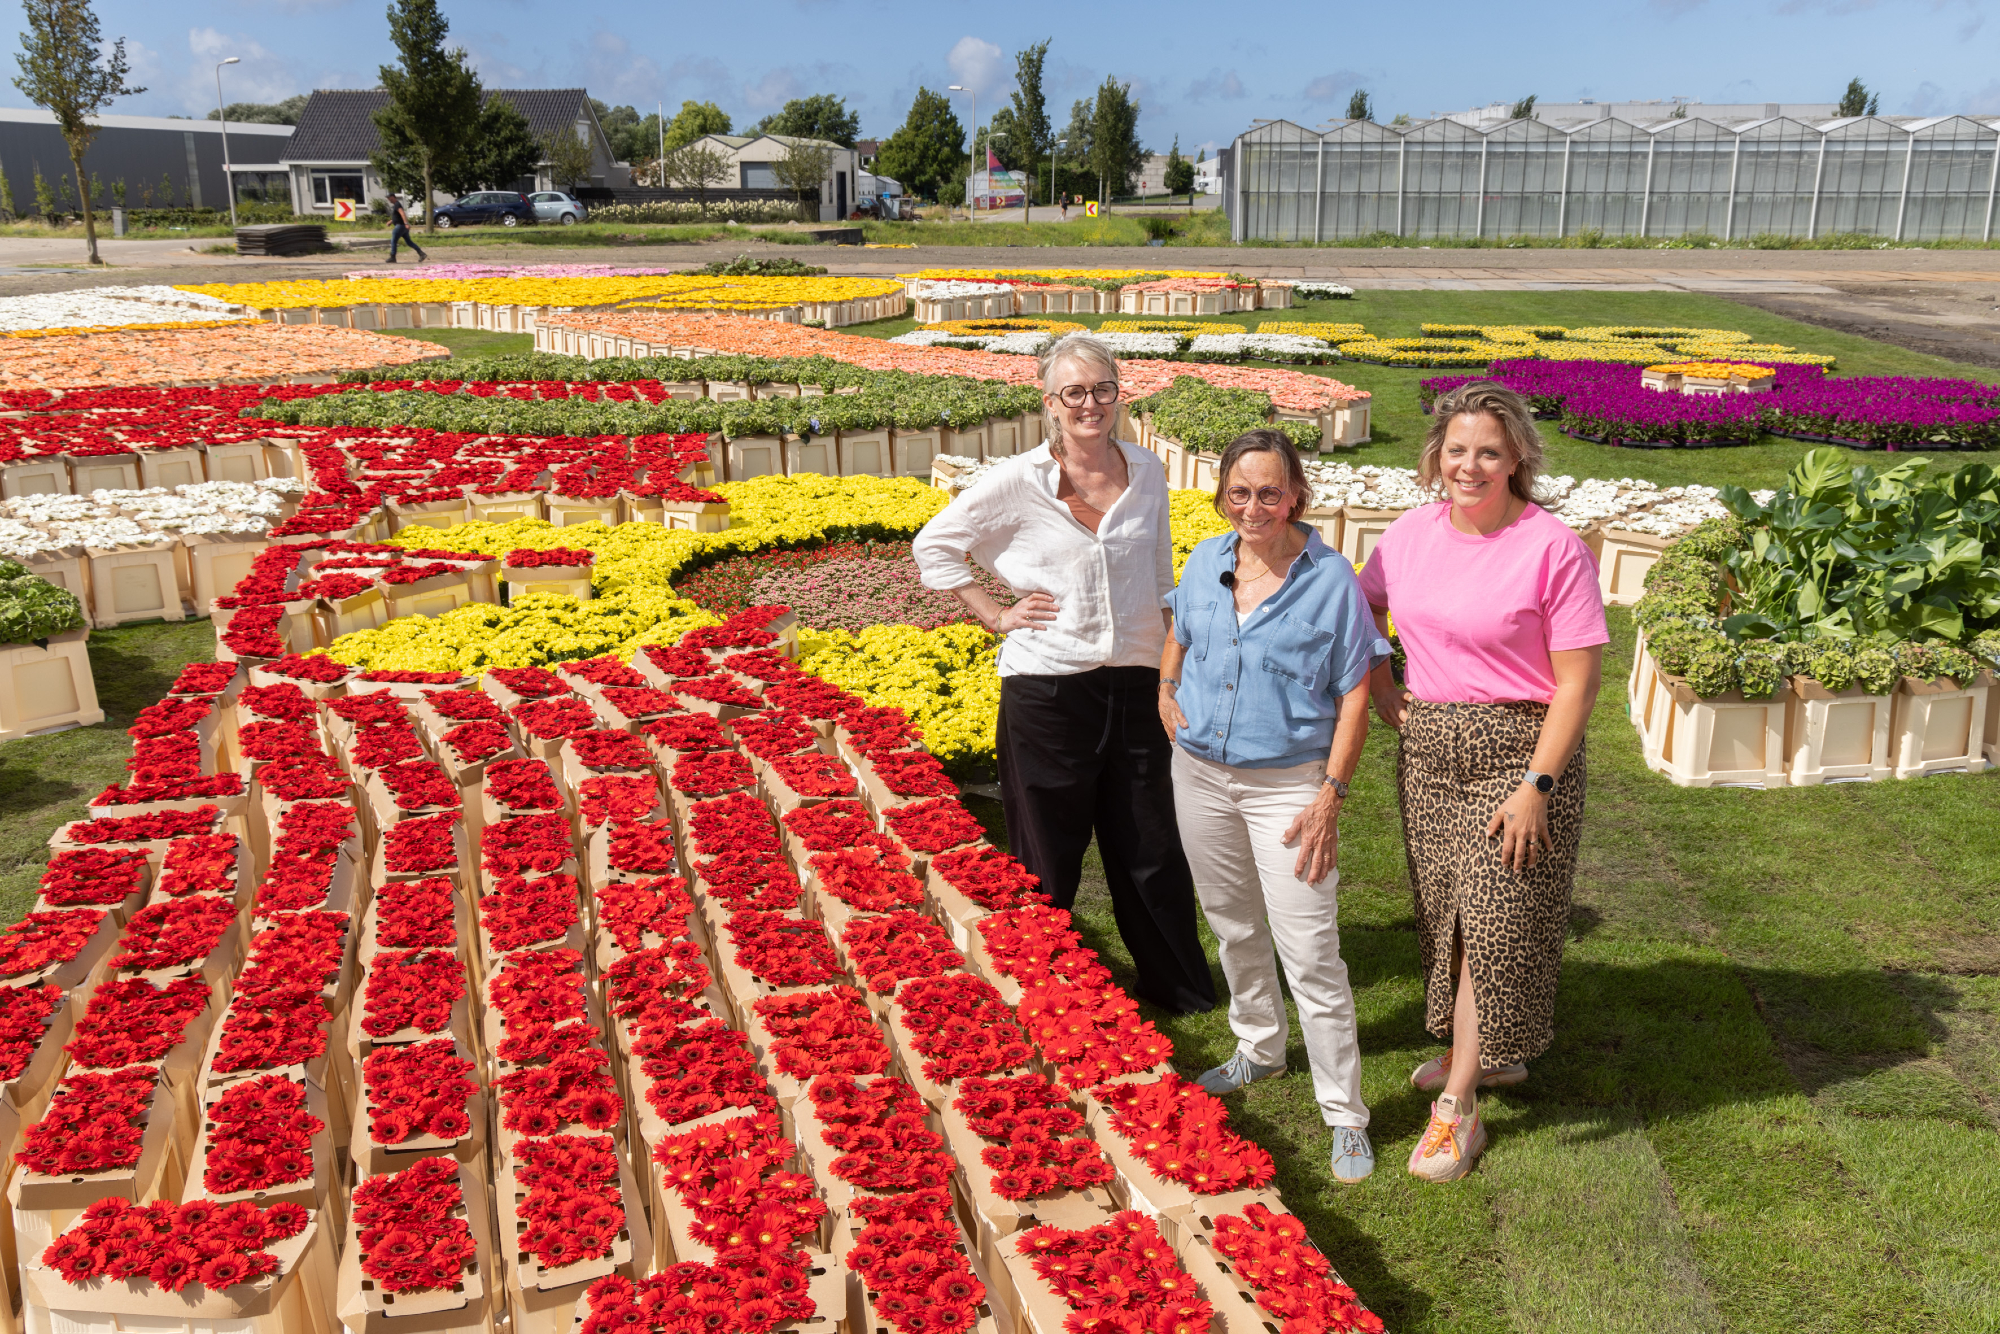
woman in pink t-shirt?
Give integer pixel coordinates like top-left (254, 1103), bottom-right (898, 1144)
top-left (1356, 382), bottom-right (1607, 1183)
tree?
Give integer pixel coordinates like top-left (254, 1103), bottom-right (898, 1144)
top-left (542, 125), bottom-right (595, 192)
top-left (370, 0), bottom-right (482, 233)
top-left (663, 100), bottom-right (731, 152)
top-left (1837, 77), bottom-right (1879, 117)
top-left (1346, 89), bottom-right (1372, 122)
top-left (1164, 135), bottom-right (1194, 205)
top-left (1005, 39), bottom-right (1051, 213)
top-left (770, 138), bottom-right (835, 217)
top-left (457, 95), bottom-right (539, 192)
top-left (206, 95), bottom-right (308, 125)
top-left (12, 0), bottom-right (144, 264)
top-left (753, 94), bottom-right (859, 147)
top-left (660, 142), bottom-right (729, 214)
top-left (874, 86), bottom-right (964, 200)
top-left (1088, 76), bottom-right (1142, 202)
top-left (1509, 94), bottom-right (1537, 119)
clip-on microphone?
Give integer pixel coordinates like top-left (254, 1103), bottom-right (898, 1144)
top-left (1218, 570), bottom-right (1236, 588)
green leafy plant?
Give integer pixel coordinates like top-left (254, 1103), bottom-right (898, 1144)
top-left (0, 560), bottom-right (85, 642)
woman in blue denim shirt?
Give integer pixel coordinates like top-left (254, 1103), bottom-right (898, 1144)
top-left (1159, 429), bottom-right (1389, 1182)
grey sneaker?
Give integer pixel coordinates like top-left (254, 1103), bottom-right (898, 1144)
top-left (1195, 1051), bottom-right (1285, 1096)
top-left (1330, 1126), bottom-right (1375, 1183)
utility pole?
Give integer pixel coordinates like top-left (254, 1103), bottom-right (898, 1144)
top-left (948, 85), bottom-right (974, 220)
top-left (214, 57), bottom-right (240, 228)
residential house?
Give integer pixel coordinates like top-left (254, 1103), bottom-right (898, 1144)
top-left (280, 88), bottom-right (629, 216)
top-left (681, 133), bottom-right (862, 221)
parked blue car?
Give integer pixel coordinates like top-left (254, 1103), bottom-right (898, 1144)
top-left (432, 191), bottom-right (535, 227)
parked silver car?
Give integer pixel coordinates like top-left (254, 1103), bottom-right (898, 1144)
top-left (529, 192), bottom-right (588, 225)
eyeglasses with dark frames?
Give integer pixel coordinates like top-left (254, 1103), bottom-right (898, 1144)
top-left (1225, 485), bottom-right (1291, 507)
top-left (1050, 382), bottom-right (1120, 407)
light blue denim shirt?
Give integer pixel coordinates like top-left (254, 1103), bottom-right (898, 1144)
top-left (1165, 524), bottom-right (1391, 769)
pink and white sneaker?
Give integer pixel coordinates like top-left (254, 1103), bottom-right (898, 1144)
top-left (1407, 1094), bottom-right (1487, 1182)
top-left (1409, 1048), bottom-right (1527, 1094)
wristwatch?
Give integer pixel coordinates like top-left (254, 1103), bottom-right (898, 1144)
top-left (1158, 677), bottom-right (1179, 692)
top-left (1322, 775), bottom-right (1349, 799)
top-left (1523, 769), bottom-right (1556, 794)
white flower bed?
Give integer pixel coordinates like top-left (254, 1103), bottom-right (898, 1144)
top-left (932, 454), bottom-right (999, 492)
top-left (1093, 332), bottom-right (1183, 357)
top-left (910, 281), bottom-right (1019, 300)
top-left (888, 329), bottom-right (1053, 355)
top-left (0, 285), bottom-right (243, 333)
top-left (0, 476), bottom-right (299, 551)
top-left (1293, 282), bottom-right (1356, 300)
top-left (1187, 333), bottom-right (1337, 362)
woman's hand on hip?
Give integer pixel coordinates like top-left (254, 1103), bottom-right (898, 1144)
top-left (1282, 789), bottom-right (1341, 885)
top-left (1371, 680), bottom-right (1411, 730)
top-left (1158, 687), bottom-right (1188, 740)
top-left (994, 592), bottom-right (1060, 634)
top-left (1487, 784), bottom-right (1552, 872)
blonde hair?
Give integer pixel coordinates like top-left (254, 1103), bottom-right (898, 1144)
top-left (1418, 381), bottom-right (1544, 504)
top-left (1037, 332), bottom-right (1120, 455)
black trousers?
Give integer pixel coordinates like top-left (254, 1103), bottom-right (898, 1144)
top-left (996, 666), bottom-right (1218, 1015)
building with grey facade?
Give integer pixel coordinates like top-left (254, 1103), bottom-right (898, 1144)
top-left (1222, 112), bottom-right (2000, 243)
top-left (0, 108), bottom-right (292, 214)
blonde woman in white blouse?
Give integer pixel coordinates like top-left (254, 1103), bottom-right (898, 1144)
top-left (912, 333), bottom-right (1216, 1014)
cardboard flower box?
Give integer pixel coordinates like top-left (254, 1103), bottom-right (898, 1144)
top-left (501, 1143), bottom-right (652, 1334)
top-left (1642, 670), bottom-right (1793, 789)
top-left (338, 1160), bottom-right (494, 1334)
top-left (381, 569), bottom-right (473, 622)
top-left (186, 534), bottom-right (277, 617)
top-left (348, 982), bottom-right (476, 1068)
top-left (469, 491), bottom-right (545, 525)
top-left (181, 1074), bottom-right (337, 1215)
top-left (13, 1065), bottom-right (176, 1211)
top-left (838, 429), bottom-right (893, 479)
top-left (0, 456), bottom-right (70, 499)
top-left (348, 1034), bottom-right (486, 1176)
top-left (25, 1204), bottom-right (329, 1326)
top-left (204, 438), bottom-right (272, 483)
top-left (7, 907), bottom-right (123, 993)
top-left (67, 454), bottom-right (141, 494)
top-left (1596, 525), bottom-right (1676, 607)
top-left (1336, 505), bottom-right (1404, 567)
top-left (499, 564), bottom-right (594, 603)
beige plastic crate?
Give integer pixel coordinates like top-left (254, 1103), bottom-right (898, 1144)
top-left (1788, 677), bottom-right (1892, 785)
top-left (84, 544), bottom-right (184, 627)
top-left (0, 459), bottom-right (70, 499)
top-left (204, 440), bottom-right (270, 483)
top-left (724, 435), bottom-right (785, 481)
top-left (893, 427), bottom-right (943, 478)
top-left (1597, 526), bottom-right (1675, 607)
top-left (1338, 505), bottom-right (1404, 567)
top-left (838, 429), bottom-right (893, 478)
top-left (185, 535), bottom-right (271, 617)
top-left (137, 448), bottom-right (204, 490)
top-left (67, 456), bottom-right (140, 494)
top-left (1647, 678), bottom-right (1792, 788)
top-left (0, 629), bottom-right (102, 740)
top-left (1888, 675), bottom-right (1989, 779)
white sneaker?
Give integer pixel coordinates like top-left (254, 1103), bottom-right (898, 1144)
top-left (1407, 1093), bottom-right (1486, 1182)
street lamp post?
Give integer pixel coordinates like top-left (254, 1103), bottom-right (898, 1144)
top-left (214, 57), bottom-right (240, 229)
top-left (1051, 138), bottom-right (1067, 215)
top-left (947, 85), bottom-right (974, 220)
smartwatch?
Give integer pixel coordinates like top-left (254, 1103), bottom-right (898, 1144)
top-left (1523, 769), bottom-right (1556, 794)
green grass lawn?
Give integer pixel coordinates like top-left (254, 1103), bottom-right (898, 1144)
top-left (843, 289), bottom-right (2000, 490)
top-left (964, 606), bottom-right (2000, 1334)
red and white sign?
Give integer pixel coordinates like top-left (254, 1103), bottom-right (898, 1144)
top-left (333, 199), bottom-right (356, 221)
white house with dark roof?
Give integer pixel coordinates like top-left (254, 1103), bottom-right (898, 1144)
top-left (280, 88), bottom-right (628, 215)
top-left (679, 133), bottom-right (862, 222)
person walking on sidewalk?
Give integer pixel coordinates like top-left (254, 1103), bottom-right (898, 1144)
top-left (386, 194), bottom-right (426, 264)
top-left (913, 331), bottom-right (1218, 1016)
top-left (1358, 381), bottom-right (1606, 1182)
top-left (1159, 429), bottom-right (1388, 1183)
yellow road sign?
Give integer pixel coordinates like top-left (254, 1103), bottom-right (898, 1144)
top-left (1085, 201), bottom-right (1099, 218)
top-left (334, 200), bottom-right (357, 221)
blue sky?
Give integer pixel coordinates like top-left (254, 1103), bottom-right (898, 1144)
top-left (52, 0), bottom-right (2000, 158)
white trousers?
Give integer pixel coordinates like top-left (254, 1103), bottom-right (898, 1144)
top-left (1171, 747), bottom-right (1368, 1128)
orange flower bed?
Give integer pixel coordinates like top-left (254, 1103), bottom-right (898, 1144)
top-left (0, 323), bottom-right (450, 390)
top-left (548, 311), bottom-right (1367, 409)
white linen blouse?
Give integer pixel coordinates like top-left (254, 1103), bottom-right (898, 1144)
top-left (911, 441), bottom-right (1173, 678)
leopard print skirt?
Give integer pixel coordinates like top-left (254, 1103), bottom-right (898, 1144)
top-left (1396, 699), bottom-right (1585, 1067)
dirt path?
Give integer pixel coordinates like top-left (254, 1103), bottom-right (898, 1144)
top-left (1724, 283), bottom-right (2000, 369)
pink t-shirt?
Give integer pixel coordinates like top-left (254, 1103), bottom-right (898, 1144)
top-left (1356, 502), bottom-right (1608, 704)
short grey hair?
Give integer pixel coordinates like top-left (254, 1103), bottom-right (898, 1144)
top-left (1038, 333), bottom-right (1121, 454)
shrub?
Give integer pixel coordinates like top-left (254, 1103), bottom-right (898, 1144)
top-left (0, 560), bottom-right (85, 643)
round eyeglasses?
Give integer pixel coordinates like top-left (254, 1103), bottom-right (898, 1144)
top-left (1225, 486), bottom-right (1290, 507)
top-left (1051, 381), bottom-right (1120, 407)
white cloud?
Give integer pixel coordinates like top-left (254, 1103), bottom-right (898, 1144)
top-left (1301, 70), bottom-right (1368, 104)
top-left (573, 31), bottom-right (663, 105)
top-left (1187, 69), bottom-right (1245, 102)
top-left (183, 29), bottom-right (299, 111)
top-left (946, 37), bottom-right (1007, 101)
